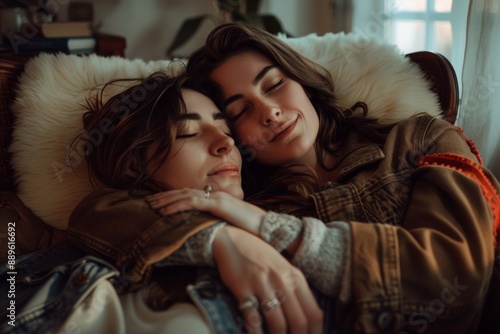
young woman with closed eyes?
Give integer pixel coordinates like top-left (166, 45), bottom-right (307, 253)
top-left (147, 22), bottom-right (500, 333)
top-left (68, 71), bottom-right (325, 334)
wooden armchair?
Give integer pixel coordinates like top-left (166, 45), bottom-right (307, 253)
top-left (407, 51), bottom-right (459, 124)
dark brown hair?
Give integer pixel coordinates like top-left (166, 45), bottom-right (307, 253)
top-left (187, 22), bottom-right (392, 214)
top-left (72, 70), bottom-right (218, 195)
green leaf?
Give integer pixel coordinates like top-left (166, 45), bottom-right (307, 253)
top-left (166, 15), bottom-right (209, 58)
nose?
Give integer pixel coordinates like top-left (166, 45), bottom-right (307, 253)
top-left (258, 101), bottom-right (281, 125)
top-left (211, 129), bottom-right (235, 156)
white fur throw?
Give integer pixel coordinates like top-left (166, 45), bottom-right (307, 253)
top-left (281, 32), bottom-right (441, 122)
top-left (9, 32), bottom-right (441, 230)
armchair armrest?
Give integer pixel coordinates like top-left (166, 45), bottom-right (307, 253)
top-left (407, 51), bottom-right (459, 124)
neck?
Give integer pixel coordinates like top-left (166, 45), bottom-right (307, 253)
top-left (291, 147), bottom-right (339, 185)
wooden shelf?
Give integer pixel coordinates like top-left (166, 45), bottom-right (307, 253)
top-left (0, 33), bottom-right (126, 59)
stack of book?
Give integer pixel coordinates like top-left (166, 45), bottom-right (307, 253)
top-left (4, 21), bottom-right (96, 56)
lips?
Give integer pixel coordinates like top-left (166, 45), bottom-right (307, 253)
top-left (208, 163), bottom-right (240, 176)
top-left (271, 117), bottom-right (298, 142)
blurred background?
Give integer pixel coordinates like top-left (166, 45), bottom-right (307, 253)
top-left (0, 0), bottom-right (497, 176)
top-left (0, 1), bottom-right (460, 60)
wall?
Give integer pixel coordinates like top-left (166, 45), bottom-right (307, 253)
top-left (77, 0), bottom-right (336, 60)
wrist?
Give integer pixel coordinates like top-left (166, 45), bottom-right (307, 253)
top-left (284, 230), bottom-right (303, 256)
top-left (259, 212), bottom-right (303, 253)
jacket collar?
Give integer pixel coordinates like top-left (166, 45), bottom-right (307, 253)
top-left (333, 132), bottom-right (385, 182)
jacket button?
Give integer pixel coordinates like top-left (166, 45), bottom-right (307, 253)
top-left (73, 273), bottom-right (91, 286)
top-left (376, 311), bottom-right (395, 331)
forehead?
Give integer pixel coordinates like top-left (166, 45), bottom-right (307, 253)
top-left (181, 89), bottom-right (217, 114)
top-left (211, 51), bottom-right (274, 83)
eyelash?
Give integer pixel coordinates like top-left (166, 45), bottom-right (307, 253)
top-left (230, 79), bottom-right (285, 121)
top-left (266, 79), bottom-right (285, 93)
top-left (176, 130), bottom-right (232, 139)
top-left (176, 134), bottom-right (196, 139)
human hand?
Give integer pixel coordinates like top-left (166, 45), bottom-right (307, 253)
top-left (147, 188), bottom-right (266, 235)
top-left (213, 226), bottom-right (324, 334)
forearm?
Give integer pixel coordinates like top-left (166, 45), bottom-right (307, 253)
top-left (68, 188), bottom-right (220, 285)
top-left (155, 222), bottom-right (226, 267)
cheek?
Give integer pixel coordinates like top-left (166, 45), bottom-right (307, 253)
top-left (154, 152), bottom-right (204, 189)
top-left (234, 122), bottom-right (274, 150)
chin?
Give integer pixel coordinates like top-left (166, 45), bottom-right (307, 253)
top-left (224, 185), bottom-right (245, 200)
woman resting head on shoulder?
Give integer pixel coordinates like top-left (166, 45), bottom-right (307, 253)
top-left (69, 70), bottom-right (324, 334)
top-left (186, 22), bottom-right (395, 213)
top-left (79, 71), bottom-right (243, 199)
top-left (179, 22), bottom-right (500, 333)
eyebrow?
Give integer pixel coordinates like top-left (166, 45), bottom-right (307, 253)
top-left (177, 111), bottom-right (226, 121)
top-left (223, 65), bottom-right (276, 108)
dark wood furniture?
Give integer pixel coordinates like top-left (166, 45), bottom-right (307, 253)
top-left (407, 51), bottom-right (459, 124)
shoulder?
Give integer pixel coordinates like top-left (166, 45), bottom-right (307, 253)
top-left (393, 112), bottom-right (452, 132)
top-left (75, 187), bottom-right (150, 208)
top-left (390, 113), bottom-right (480, 163)
top-left (390, 112), bottom-right (462, 142)
top-left (69, 187), bottom-right (153, 223)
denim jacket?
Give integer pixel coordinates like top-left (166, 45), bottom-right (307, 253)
top-left (0, 240), bottom-right (120, 333)
top-left (1, 240), bottom-right (274, 334)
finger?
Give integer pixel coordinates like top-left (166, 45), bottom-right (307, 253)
top-left (259, 290), bottom-right (287, 334)
top-left (269, 289), bottom-right (308, 334)
top-left (283, 269), bottom-right (324, 334)
top-left (158, 196), bottom-right (210, 216)
top-left (296, 288), bottom-right (323, 334)
top-left (147, 189), bottom-right (200, 207)
top-left (237, 296), bottom-right (265, 334)
top-left (148, 190), bottom-right (205, 211)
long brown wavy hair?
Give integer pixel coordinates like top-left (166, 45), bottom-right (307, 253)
top-left (187, 22), bottom-right (394, 216)
top-left (71, 70), bottom-right (219, 196)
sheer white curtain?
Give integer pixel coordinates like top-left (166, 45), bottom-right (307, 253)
top-left (457, 0), bottom-right (500, 178)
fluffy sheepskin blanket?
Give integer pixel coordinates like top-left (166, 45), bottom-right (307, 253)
top-left (9, 32), bottom-right (441, 229)
top-left (281, 32), bottom-right (441, 122)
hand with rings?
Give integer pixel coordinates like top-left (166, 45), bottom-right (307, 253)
top-left (214, 226), bottom-right (323, 334)
top-left (146, 187), bottom-right (265, 236)
top-left (238, 295), bottom-right (282, 313)
top-left (147, 185), bottom-right (219, 217)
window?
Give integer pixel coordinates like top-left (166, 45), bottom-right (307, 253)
top-left (383, 0), bottom-right (453, 59)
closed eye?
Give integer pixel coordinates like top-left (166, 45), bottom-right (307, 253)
top-left (265, 79), bottom-right (285, 93)
top-left (229, 105), bottom-right (249, 122)
top-left (176, 133), bottom-right (197, 139)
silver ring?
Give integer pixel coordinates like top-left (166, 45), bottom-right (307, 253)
top-left (238, 295), bottom-right (258, 312)
top-left (204, 185), bottom-right (212, 199)
top-left (262, 298), bottom-right (281, 311)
